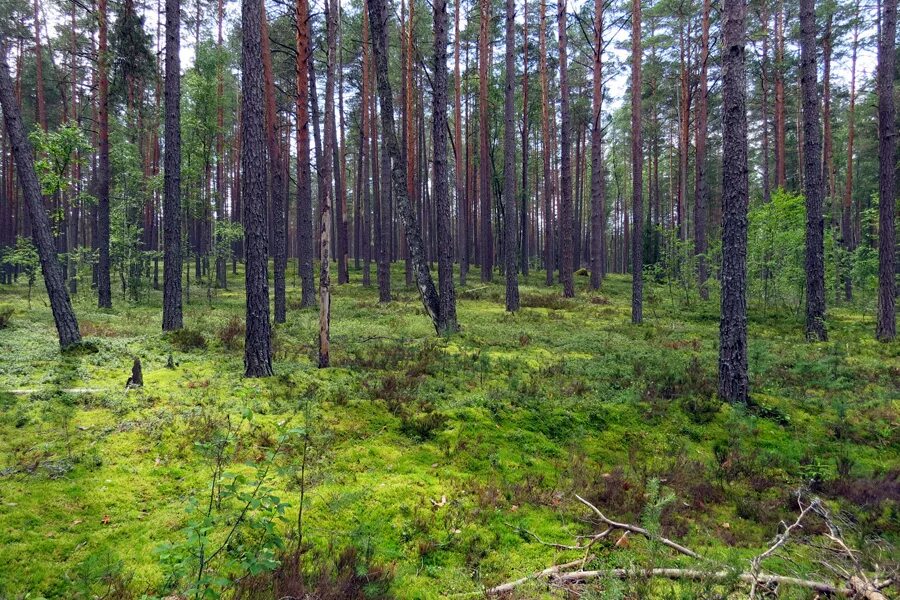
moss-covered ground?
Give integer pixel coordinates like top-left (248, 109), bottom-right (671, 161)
top-left (0, 266), bottom-right (896, 598)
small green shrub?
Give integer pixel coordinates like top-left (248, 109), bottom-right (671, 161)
top-left (0, 304), bottom-right (14, 328)
top-left (217, 316), bottom-right (245, 350)
top-left (168, 328), bottom-right (207, 351)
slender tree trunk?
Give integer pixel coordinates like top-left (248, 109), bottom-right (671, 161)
top-left (295, 0), bottom-right (315, 307)
top-left (367, 0), bottom-right (442, 331)
top-left (502, 0), bottom-right (520, 310)
top-left (822, 13), bottom-right (835, 201)
top-left (540, 0), bottom-right (553, 286)
top-left (163, 0), bottom-right (183, 329)
top-left (319, 0), bottom-right (337, 366)
top-left (454, 0), bottom-right (467, 286)
top-left (558, 0), bottom-right (574, 297)
top-left (719, 0), bottom-right (749, 403)
top-left (33, 0), bottom-right (47, 131)
top-left (589, 0), bottom-right (604, 289)
top-left (241, 0), bottom-right (274, 377)
top-left (774, 0), bottom-right (786, 189)
top-left (361, 2), bottom-right (372, 287)
top-left (842, 9), bottom-right (859, 302)
top-left (433, 0), bottom-right (459, 330)
top-left (376, 89), bottom-right (392, 302)
top-left (876, 0), bottom-right (897, 340)
top-left (97, 0), bottom-right (112, 308)
top-left (405, 0), bottom-right (415, 286)
top-left (336, 11), bottom-right (349, 286)
top-left (478, 0), bottom-right (493, 281)
top-left (630, 0), bottom-right (643, 323)
top-left (215, 0), bottom-right (227, 289)
top-left (0, 53), bottom-right (82, 349)
top-left (695, 0), bottom-right (710, 299)
top-left (677, 18), bottom-right (689, 241)
top-left (800, 0), bottom-right (827, 341)
top-left (759, 2), bottom-right (771, 203)
top-left (520, 0), bottom-right (530, 277)
top-left (261, 9), bottom-right (287, 324)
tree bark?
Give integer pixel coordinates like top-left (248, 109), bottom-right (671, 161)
top-left (520, 0), bottom-right (530, 277)
top-left (774, 0), bottom-right (786, 189)
top-left (800, 0), bottom-right (827, 341)
top-left (241, 0), bottom-right (274, 377)
top-left (163, 0), bottom-right (183, 330)
top-left (876, 0), bottom-right (897, 341)
top-left (558, 0), bottom-right (574, 298)
top-left (295, 0), bottom-right (315, 307)
top-left (539, 0), bottom-right (553, 286)
top-left (478, 0), bottom-right (493, 282)
top-left (842, 7), bottom-right (859, 302)
top-left (97, 0), bottom-right (112, 308)
top-left (630, 0), bottom-right (643, 323)
top-left (367, 0), bottom-right (441, 332)
top-left (454, 0), bottom-right (467, 286)
top-left (0, 52), bottom-right (82, 349)
top-left (695, 0), bottom-right (710, 299)
top-left (434, 0), bottom-right (460, 330)
top-left (319, 0), bottom-right (337, 366)
top-left (589, 0), bottom-right (604, 290)
top-left (719, 0), bottom-right (749, 403)
top-left (502, 0), bottom-right (520, 310)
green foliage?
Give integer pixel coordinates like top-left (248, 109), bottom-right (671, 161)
top-left (168, 328), bottom-right (208, 351)
top-left (3, 237), bottom-right (40, 307)
top-left (0, 304), bottom-right (13, 328)
top-left (29, 122), bottom-right (91, 198)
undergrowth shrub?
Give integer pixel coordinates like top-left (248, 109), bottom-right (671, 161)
top-left (217, 316), bottom-right (245, 350)
top-left (167, 328), bottom-right (207, 351)
top-left (520, 293), bottom-right (573, 310)
top-left (0, 304), bottom-right (14, 328)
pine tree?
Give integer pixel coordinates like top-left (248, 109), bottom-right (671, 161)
top-left (876, 0), bottom-right (897, 341)
top-left (502, 0), bottom-right (519, 310)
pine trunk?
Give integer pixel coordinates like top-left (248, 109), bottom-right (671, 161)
top-left (800, 0), bottom-right (827, 341)
top-left (719, 0), bottom-right (749, 403)
top-left (97, 0), bottom-right (112, 308)
top-left (876, 0), bottom-right (897, 340)
top-left (478, 0), bottom-right (493, 281)
top-left (558, 0), bottom-right (574, 298)
top-left (589, 0), bottom-right (603, 289)
top-left (502, 0), bottom-right (520, 310)
top-left (630, 0), bottom-right (643, 323)
top-left (295, 0), bottom-right (315, 307)
top-left (163, 0), bottom-right (183, 330)
top-left (0, 54), bottom-right (82, 349)
top-left (242, 0), bottom-right (274, 377)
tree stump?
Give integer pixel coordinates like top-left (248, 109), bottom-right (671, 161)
top-left (126, 357), bottom-right (143, 388)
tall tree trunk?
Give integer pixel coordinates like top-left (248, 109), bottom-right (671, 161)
top-left (774, 0), bottom-right (786, 189)
top-left (404, 0), bottom-right (415, 286)
top-left (455, 0), bottom-right (467, 286)
top-left (822, 13), bottom-right (835, 201)
top-left (215, 0), bottom-right (227, 289)
top-left (695, 0), bottom-right (710, 299)
top-left (97, 0), bottom-right (112, 308)
top-left (33, 0), bottom-right (47, 131)
top-left (361, 2), bottom-right (372, 287)
top-left (630, 0), bottom-right (643, 323)
top-left (502, 0), bottom-right (520, 310)
top-left (876, 0), bottom-right (897, 341)
top-left (295, 0), bottom-right (315, 307)
top-left (478, 0), bottom-right (493, 281)
top-left (367, 0), bottom-right (442, 331)
top-left (758, 1), bottom-right (771, 203)
top-left (434, 0), bottom-right (459, 330)
top-left (376, 89), bottom-right (392, 302)
top-left (719, 0), bottom-right (749, 403)
top-left (319, 0), bottom-right (337, 366)
top-left (842, 8), bottom-right (859, 302)
top-left (241, 0), bottom-right (274, 377)
top-left (520, 0), bottom-right (530, 277)
top-left (800, 0), bottom-right (827, 341)
top-left (336, 11), bottom-right (349, 286)
top-left (558, 0), bottom-right (574, 298)
top-left (539, 0), bottom-right (553, 285)
top-left (0, 53), bottom-right (82, 349)
top-left (589, 0), bottom-right (604, 289)
top-left (261, 9), bottom-right (287, 324)
top-left (677, 17), bottom-right (689, 241)
top-left (163, 0), bottom-right (183, 330)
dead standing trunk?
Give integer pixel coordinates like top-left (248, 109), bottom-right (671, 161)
top-left (0, 52), bottom-right (82, 349)
top-left (319, 0), bottom-right (338, 366)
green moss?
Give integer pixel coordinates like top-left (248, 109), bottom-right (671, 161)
top-left (0, 266), bottom-right (896, 598)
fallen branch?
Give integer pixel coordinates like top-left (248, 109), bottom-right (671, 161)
top-left (575, 494), bottom-right (704, 560)
top-left (553, 567), bottom-right (845, 595)
top-left (485, 557), bottom-right (591, 595)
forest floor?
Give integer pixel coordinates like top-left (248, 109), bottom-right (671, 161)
top-left (0, 266), bottom-right (897, 598)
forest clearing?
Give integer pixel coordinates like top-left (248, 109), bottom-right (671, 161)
top-left (0, 0), bottom-right (898, 594)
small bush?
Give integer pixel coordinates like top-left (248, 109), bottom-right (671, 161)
top-left (168, 328), bottom-right (207, 351)
top-left (520, 293), bottom-right (573, 310)
top-left (217, 316), bottom-right (245, 350)
top-left (0, 304), bottom-right (13, 328)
